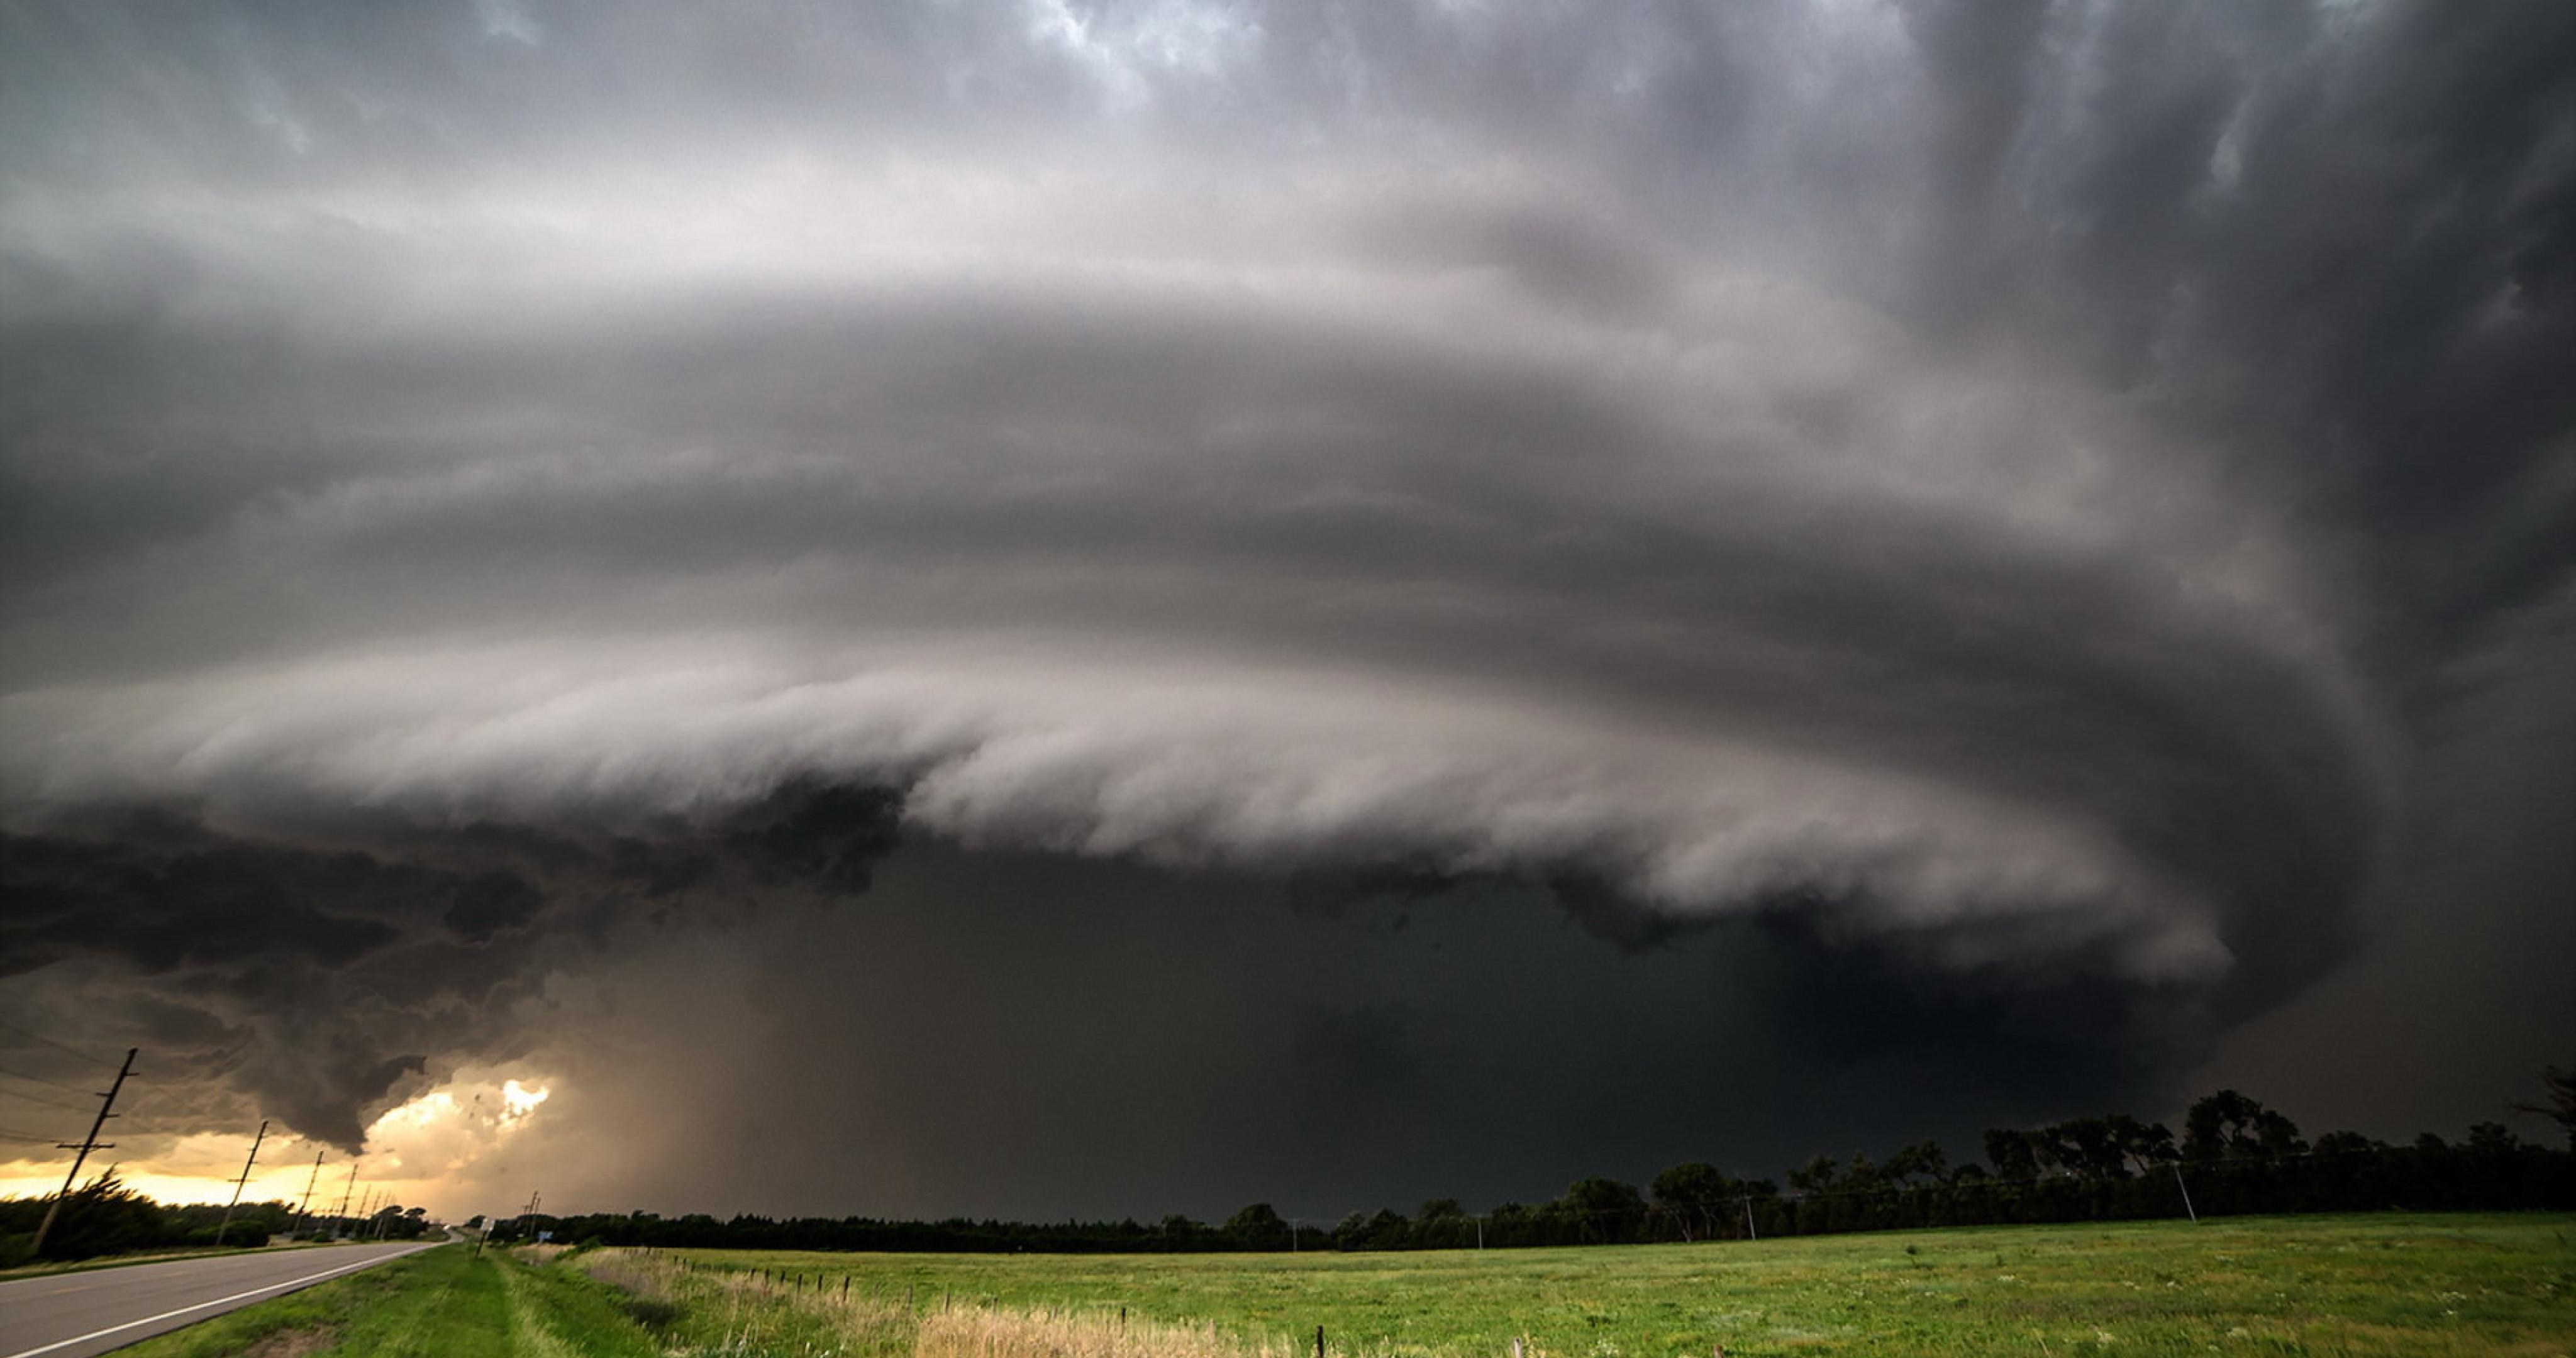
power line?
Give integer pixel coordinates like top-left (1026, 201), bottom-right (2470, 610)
top-left (293, 1150), bottom-right (325, 1237)
top-left (0, 1020), bottom-right (119, 1069)
top-left (215, 1119), bottom-right (269, 1247)
top-left (0, 1085), bottom-right (91, 1113)
top-left (31, 1047), bottom-right (136, 1259)
top-left (0, 1064), bottom-right (99, 1095)
top-left (332, 1159), bottom-right (358, 1239)
top-left (0, 1124), bottom-right (65, 1143)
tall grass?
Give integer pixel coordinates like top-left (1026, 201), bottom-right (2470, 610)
top-left (573, 1246), bottom-right (920, 1355)
top-left (916, 1305), bottom-right (1295, 1358)
top-left (653, 1214), bottom-right (2576, 1358)
top-left (569, 1247), bottom-right (1323, 1358)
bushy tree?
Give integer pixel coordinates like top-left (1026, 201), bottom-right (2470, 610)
top-left (2467, 1122), bottom-right (2523, 1154)
top-left (2106, 1115), bottom-right (2177, 1173)
top-left (1882, 1140), bottom-right (1949, 1185)
top-left (1787, 1154), bottom-right (1841, 1193)
top-left (2185, 1090), bottom-right (2306, 1161)
top-left (1223, 1203), bottom-right (1288, 1247)
top-left (1555, 1176), bottom-right (1646, 1242)
top-left (1333, 1208), bottom-right (1412, 1250)
top-left (1651, 1162), bottom-right (1733, 1239)
top-left (1982, 1130), bottom-right (2040, 1181)
top-left (2033, 1117), bottom-right (2128, 1179)
top-left (2312, 1130), bottom-right (2384, 1157)
top-left (2511, 1064), bottom-right (2576, 1150)
top-left (34, 1172), bottom-right (166, 1261)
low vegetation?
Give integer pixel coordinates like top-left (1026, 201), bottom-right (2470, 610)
top-left (100, 1213), bottom-right (2576, 1356)
top-left (655, 1214), bottom-right (2576, 1357)
top-left (0, 1171), bottom-right (433, 1265)
top-left (109, 1242), bottom-right (653, 1358)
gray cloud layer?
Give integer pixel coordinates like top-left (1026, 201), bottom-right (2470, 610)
top-left (3, 1), bottom-right (2570, 1210)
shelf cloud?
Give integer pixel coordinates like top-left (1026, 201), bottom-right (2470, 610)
top-left (3, 0), bottom-right (2569, 1215)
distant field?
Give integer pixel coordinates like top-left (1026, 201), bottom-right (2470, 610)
top-left (94, 1216), bottom-right (2576, 1356)
top-left (664, 1213), bottom-right (2576, 1357)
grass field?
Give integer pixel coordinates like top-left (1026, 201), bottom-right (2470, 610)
top-left (110, 1242), bottom-right (660, 1358)
top-left (98, 1215), bottom-right (2576, 1357)
top-left (656, 1214), bottom-right (2576, 1357)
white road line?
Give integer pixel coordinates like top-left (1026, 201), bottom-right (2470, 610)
top-left (1, 1245), bottom-right (434, 1358)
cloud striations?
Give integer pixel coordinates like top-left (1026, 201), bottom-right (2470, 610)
top-left (2, 0), bottom-right (2570, 1215)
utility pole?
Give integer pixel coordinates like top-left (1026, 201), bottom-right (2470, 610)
top-left (30, 1047), bottom-right (136, 1259)
top-left (333, 1161), bottom-right (359, 1240)
top-left (518, 1188), bottom-right (542, 1244)
top-left (2171, 1162), bottom-right (2198, 1223)
top-left (214, 1118), bottom-right (269, 1246)
top-left (293, 1151), bottom-right (325, 1237)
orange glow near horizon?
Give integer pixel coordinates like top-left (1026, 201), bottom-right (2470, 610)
top-left (0, 1070), bottom-right (557, 1218)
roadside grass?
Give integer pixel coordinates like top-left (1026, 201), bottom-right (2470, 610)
top-left (657, 1213), bottom-right (2576, 1358)
top-left (107, 1244), bottom-right (503, 1358)
top-left (490, 1247), bottom-right (663, 1358)
top-left (577, 1247), bottom-right (915, 1355)
top-left (79, 1215), bottom-right (2576, 1357)
top-left (570, 1249), bottom-right (1289, 1358)
top-left (914, 1303), bottom-right (1296, 1358)
top-left (106, 1242), bottom-right (660, 1358)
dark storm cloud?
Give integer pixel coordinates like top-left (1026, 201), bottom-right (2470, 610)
top-left (2, 0), bottom-right (2570, 1207)
top-left (474, 845), bottom-right (2190, 1223)
top-left (1, 787), bottom-right (905, 1148)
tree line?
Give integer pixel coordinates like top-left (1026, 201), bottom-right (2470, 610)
top-left (485, 1078), bottom-right (2575, 1253)
top-left (0, 1171), bottom-right (433, 1264)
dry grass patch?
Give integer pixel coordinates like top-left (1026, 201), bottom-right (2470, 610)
top-left (674, 1214), bottom-right (2576, 1357)
top-left (918, 1305), bottom-right (1296, 1358)
top-left (231, 1327), bottom-right (336, 1357)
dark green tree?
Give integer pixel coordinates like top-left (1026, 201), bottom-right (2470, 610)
top-left (1982, 1129), bottom-right (2040, 1180)
top-left (33, 1171), bottom-right (167, 1261)
top-left (1787, 1154), bottom-right (1841, 1193)
top-left (1839, 1153), bottom-right (1888, 1193)
top-left (2467, 1122), bottom-right (2523, 1154)
top-left (1223, 1203), bottom-right (1289, 1248)
top-left (1412, 1198), bottom-right (1472, 1248)
top-left (2033, 1117), bottom-right (2128, 1179)
top-left (1650, 1162), bottom-right (1732, 1239)
top-left (2511, 1064), bottom-right (2576, 1151)
top-left (1556, 1176), bottom-right (1646, 1243)
top-left (1882, 1140), bottom-right (1949, 1185)
top-left (2184, 1090), bottom-right (2305, 1161)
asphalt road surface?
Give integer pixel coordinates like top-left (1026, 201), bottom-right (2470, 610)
top-left (0, 1240), bottom-right (437, 1358)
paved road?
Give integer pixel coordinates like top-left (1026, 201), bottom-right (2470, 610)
top-left (0, 1241), bottom-right (437, 1358)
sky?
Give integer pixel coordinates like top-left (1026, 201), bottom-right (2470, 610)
top-left (1, 0), bottom-right (2571, 1225)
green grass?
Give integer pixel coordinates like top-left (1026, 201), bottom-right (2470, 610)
top-left (87, 1216), bottom-right (2576, 1357)
top-left (108, 1243), bottom-right (660, 1357)
top-left (667, 1213), bottom-right (2576, 1358)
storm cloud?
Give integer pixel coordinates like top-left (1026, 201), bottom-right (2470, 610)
top-left (2, 0), bottom-right (2570, 1217)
